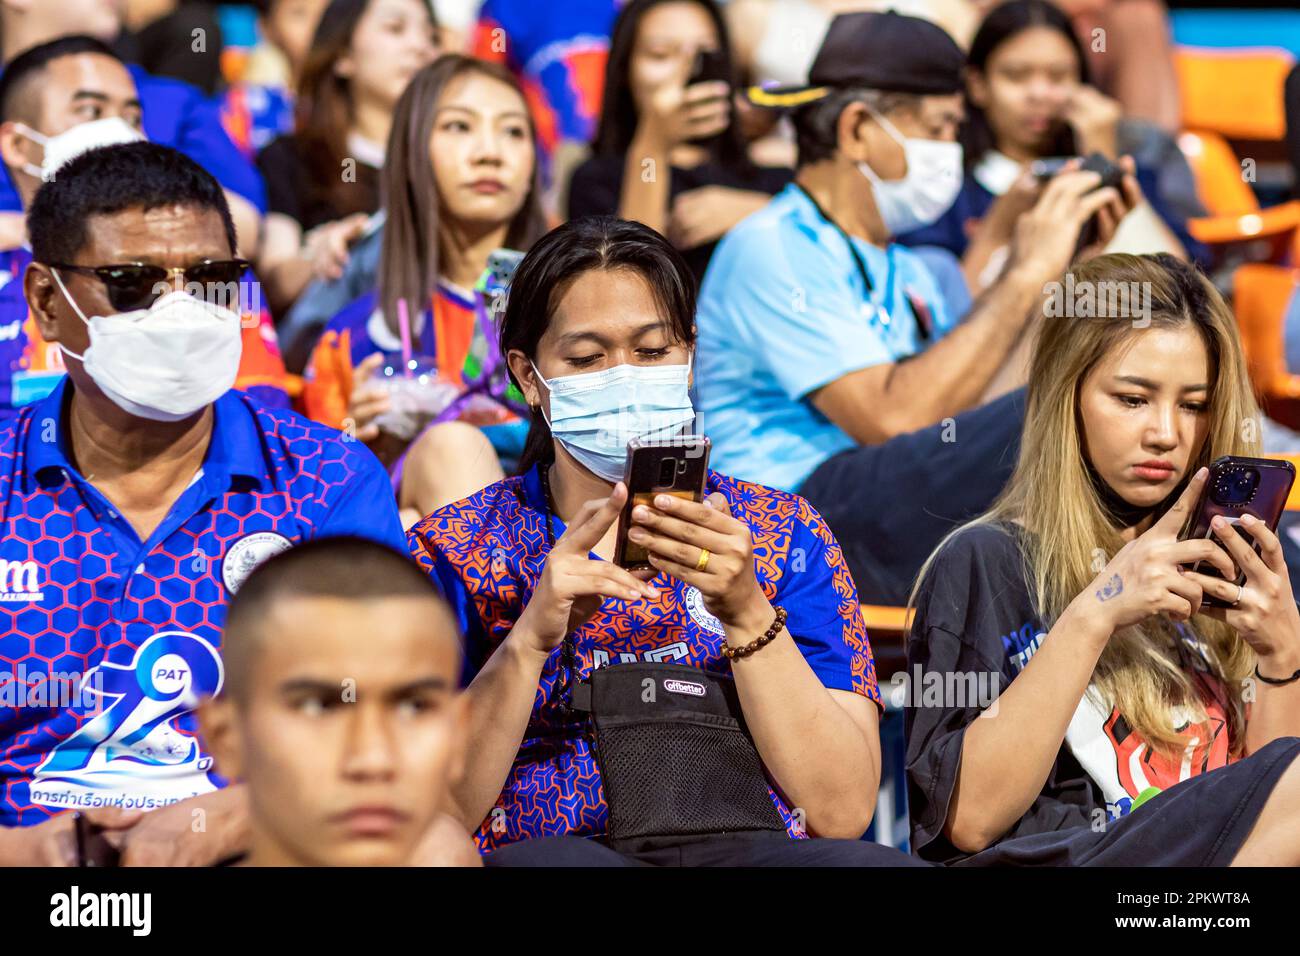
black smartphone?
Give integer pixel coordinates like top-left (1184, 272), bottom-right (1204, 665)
top-left (74, 811), bottom-right (121, 868)
top-left (1180, 455), bottom-right (1296, 608)
top-left (687, 48), bottom-right (731, 88)
top-left (1078, 151), bottom-right (1124, 190)
top-left (1030, 153), bottom-right (1123, 251)
top-left (614, 435), bottom-right (711, 570)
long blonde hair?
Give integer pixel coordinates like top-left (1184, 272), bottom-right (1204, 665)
top-left (914, 253), bottom-right (1259, 753)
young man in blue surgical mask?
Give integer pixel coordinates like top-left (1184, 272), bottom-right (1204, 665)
top-left (410, 216), bottom-right (925, 866)
top-left (695, 11), bottom-right (1144, 604)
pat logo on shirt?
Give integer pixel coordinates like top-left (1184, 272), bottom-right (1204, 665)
top-left (0, 558), bottom-right (44, 603)
top-left (222, 532), bottom-right (293, 593)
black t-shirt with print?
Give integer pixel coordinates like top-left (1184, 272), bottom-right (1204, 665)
top-left (905, 521), bottom-right (1100, 863)
top-left (907, 519), bottom-right (1243, 865)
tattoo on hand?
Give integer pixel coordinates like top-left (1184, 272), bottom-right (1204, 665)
top-left (1096, 574), bottom-right (1123, 602)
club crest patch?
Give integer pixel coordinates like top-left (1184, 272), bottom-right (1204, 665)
top-left (684, 585), bottom-right (725, 636)
top-left (222, 532), bottom-right (293, 593)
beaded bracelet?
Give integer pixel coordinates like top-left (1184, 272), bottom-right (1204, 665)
top-left (722, 605), bottom-right (788, 660)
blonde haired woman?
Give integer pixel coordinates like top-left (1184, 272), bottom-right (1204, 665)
top-left (907, 253), bottom-right (1300, 865)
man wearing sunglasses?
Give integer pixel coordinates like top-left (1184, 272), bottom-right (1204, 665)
top-left (0, 140), bottom-right (406, 866)
top-left (0, 35), bottom-right (290, 415)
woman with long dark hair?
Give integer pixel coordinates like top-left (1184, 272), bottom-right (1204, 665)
top-left (303, 54), bottom-right (546, 526)
top-left (898, 0), bottom-right (1190, 293)
top-left (567, 0), bottom-right (791, 282)
top-left (255, 0), bottom-right (440, 312)
top-left (408, 216), bottom-right (917, 866)
top-left (908, 253), bottom-right (1300, 866)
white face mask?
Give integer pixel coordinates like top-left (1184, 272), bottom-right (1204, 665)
top-left (14, 117), bottom-right (145, 182)
top-left (52, 271), bottom-right (243, 422)
top-left (857, 107), bottom-right (963, 236)
top-left (532, 359), bottom-right (696, 483)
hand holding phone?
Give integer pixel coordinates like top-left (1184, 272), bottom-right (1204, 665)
top-left (75, 811), bottom-right (124, 867)
top-left (616, 438), bottom-right (778, 631)
top-left (1179, 456), bottom-right (1296, 609)
top-left (614, 436), bottom-right (711, 569)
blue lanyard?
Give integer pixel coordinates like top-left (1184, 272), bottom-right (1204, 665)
top-left (794, 185), bottom-right (926, 339)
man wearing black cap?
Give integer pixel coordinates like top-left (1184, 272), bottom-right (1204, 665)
top-left (696, 11), bottom-right (1141, 604)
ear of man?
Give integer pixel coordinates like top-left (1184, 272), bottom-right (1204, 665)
top-left (836, 100), bottom-right (875, 164)
top-left (196, 696), bottom-right (245, 783)
top-left (0, 121), bottom-right (35, 172)
top-left (22, 261), bottom-right (63, 342)
top-left (506, 348), bottom-right (542, 406)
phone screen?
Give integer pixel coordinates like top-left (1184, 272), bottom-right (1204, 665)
top-left (615, 438), bottom-right (711, 569)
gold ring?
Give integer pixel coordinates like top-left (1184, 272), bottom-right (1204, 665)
top-left (695, 548), bottom-right (711, 572)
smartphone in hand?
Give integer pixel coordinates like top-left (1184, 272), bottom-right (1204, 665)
top-left (687, 48), bottom-right (731, 89)
top-left (1179, 455), bottom-right (1295, 608)
top-left (74, 811), bottom-right (121, 868)
top-left (614, 435), bottom-right (711, 570)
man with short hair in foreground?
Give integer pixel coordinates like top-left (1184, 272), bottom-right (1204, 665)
top-left (200, 536), bottom-right (479, 867)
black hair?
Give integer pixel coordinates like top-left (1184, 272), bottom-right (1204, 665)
top-left (961, 0), bottom-right (1089, 173)
top-left (591, 0), bottom-right (752, 173)
top-left (500, 216), bottom-right (698, 475)
top-left (222, 535), bottom-right (457, 696)
top-left (28, 141), bottom-right (237, 266)
top-left (0, 35), bottom-right (123, 124)
top-left (791, 88), bottom-right (922, 168)
top-left (295, 0), bottom-right (439, 220)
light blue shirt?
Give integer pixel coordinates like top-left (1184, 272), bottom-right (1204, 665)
top-left (696, 184), bottom-right (956, 491)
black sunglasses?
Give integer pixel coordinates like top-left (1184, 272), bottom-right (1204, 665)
top-left (50, 258), bottom-right (252, 313)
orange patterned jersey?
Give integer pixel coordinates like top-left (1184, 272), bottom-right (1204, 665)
top-left (408, 464), bottom-right (880, 851)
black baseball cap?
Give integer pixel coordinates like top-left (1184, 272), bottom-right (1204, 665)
top-left (747, 11), bottom-right (965, 109)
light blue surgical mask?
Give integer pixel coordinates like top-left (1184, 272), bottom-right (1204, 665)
top-left (532, 358), bottom-right (696, 482)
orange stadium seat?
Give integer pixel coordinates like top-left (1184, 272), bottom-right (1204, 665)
top-left (1233, 262), bottom-right (1300, 425)
top-left (1174, 46), bottom-right (1300, 259)
top-left (1174, 47), bottom-right (1293, 142)
top-left (1178, 131), bottom-right (1300, 252)
top-left (1273, 453), bottom-right (1300, 511)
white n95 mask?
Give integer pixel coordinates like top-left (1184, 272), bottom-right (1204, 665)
top-left (857, 107), bottom-right (963, 236)
top-left (52, 270), bottom-right (243, 421)
top-left (532, 359), bottom-right (696, 483)
top-left (14, 117), bottom-right (145, 181)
